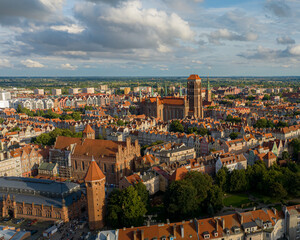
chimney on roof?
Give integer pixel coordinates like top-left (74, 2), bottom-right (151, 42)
top-left (133, 230), bottom-right (136, 240)
top-left (215, 218), bottom-right (218, 231)
top-left (180, 225), bottom-right (184, 238)
top-left (221, 218), bottom-right (225, 229)
top-left (173, 224), bottom-right (176, 238)
top-left (106, 233), bottom-right (110, 240)
top-left (236, 212), bottom-right (243, 224)
top-left (141, 230), bottom-right (144, 240)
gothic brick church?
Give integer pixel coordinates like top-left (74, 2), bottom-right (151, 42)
top-left (140, 74), bottom-right (210, 120)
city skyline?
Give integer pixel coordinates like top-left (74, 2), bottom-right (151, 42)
top-left (0, 0), bottom-right (300, 76)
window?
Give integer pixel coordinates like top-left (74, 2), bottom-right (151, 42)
top-left (111, 164), bottom-right (115, 173)
top-left (103, 163), bottom-right (106, 173)
top-left (81, 161), bottom-right (85, 170)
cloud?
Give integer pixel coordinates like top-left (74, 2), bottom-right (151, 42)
top-left (21, 59), bottom-right (45, 68)
top-left (60, 63), bottom-right (78, 70)
top-left (50, 24), bottom-right (84, 34)
top-left (265, 0), bottom-right (291, 17)
top-left (208, 29), bottom-right (258, 44)
top-left (86, 0), bottom-right (127, 6)
top-left (289, 45), bottom-right (300, 56)
top-left (0, 0), bottom-right (64, 25)
top-left (10, 0), bottom-right (194, 60)
top-left (238, 44), bottom-right (300, 60)
top-left (217, 10), bottom-right (260, 33)
top-left (0, 59), bottom-right (12, 68)
top-left (276, 36), bottom-right (295, 45)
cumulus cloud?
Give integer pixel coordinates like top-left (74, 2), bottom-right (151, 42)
top-left (10, 0), bottom-right (194, 60)
top-left (217, 10), bottom-right (260, 33)
top-left (50, 24), bottom-right (84, 34)
top-left (21, 59), bottom-right (45, 68)
top-left (276, 36), bottom-right (295, 45)
top-left (238, 44), bottom-right (300, 60)
top-left (208, 29), bottom-right (258, 44)
top-left (265, 0), bottom-right (291, 17)
top-left (61, 63), bottom-right (78, 70)
top-left (0, 0), bottom-right (64, 25)
top-left (0, 59), bottom-right (12, 68)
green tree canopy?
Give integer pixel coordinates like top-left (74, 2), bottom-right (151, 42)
top-left (169, 120), bottom-right (184, 133)
top-left (106, 186), bottom-right (147, 228)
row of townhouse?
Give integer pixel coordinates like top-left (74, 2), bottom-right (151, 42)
top-left (97, 204), bottom-right (300, 240)
top-left (56, 94), bottom-right (111, 108)
top-left (10, 98), bottom-right (55, 110)
top-left (0, 144), bottom-right (44, 177)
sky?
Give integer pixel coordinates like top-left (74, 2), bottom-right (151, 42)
top-left (0, 0), bottom-right (300, 76)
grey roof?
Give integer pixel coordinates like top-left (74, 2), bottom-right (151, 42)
top-left (0, 177), bottom-right (82, 207)
top-left (242, 222), bottom-right (257, 229)
top-left (38, 162), bottom-right (56, 171)
top-left (0, 177), bottom-right (79, 195)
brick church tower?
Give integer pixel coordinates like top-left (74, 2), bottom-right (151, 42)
top-left (187, 74), bottom-right (203, 118)
top-left (83, 124), bottom-right (95, 139)
top-left (85, 157), bottom-right (106, 230)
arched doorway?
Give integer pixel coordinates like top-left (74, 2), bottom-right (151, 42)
top-left (8, 209), bottom-right (14, 218)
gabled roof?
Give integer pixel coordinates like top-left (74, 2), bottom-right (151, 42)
top-left (83, 124), bottom-right (95, 134)
top-left (170, 166), bottom-right (188, 181)
top-left (84, 159), bottom-right (105, 182)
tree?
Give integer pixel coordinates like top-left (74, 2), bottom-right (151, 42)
top-left (106, 186), bottom-right (147, 228)
top-left (291, 138), bottom-right (300, 161)
top-left (184, 171), bottom-right (213, 204)
top-left (134, 182), bottom-right (149, 207)
top-left (262, 94), bottom-right (271, 101)
top-left (215, 168), bottom-right (228, 191)
top-left (71, 112), bottom-right (81, 121)
top-left (204, 185), bottom-right (223, 215)
top-left (169, 120), bottom-right (184, 133)
top-left (198, 128), bottom-right (209, 136)
top-left (281, 151), bottom-right (290, 160)
top-left (269, 182), bottom-right (287, 199)
top-left (229, 169), bottom-right (248, 192)
top-left (164, 181), bottom-right (198, 219)
top-left (229, 132), bottom-right (239, 140)
top-left (117, 119), bottom-right (125, 126)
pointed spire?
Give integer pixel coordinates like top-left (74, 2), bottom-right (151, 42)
top-left (85, 158), bottom-right (105, 182)
top-left (207, 75), bottom-right (211, 90)
top-left (179, 83), bottom-right (182, 97)
top-left (151, 86), bottom-right (154, 97)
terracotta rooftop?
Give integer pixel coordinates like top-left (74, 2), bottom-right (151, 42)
top-left (84, 158), bottom-right (105, 182)
top-left (187, 74), bottom-right (201, 80)
top-left (83, 124), bottom-right (95, 134)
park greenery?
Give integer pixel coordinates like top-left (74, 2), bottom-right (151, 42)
top-left (164, 171), bottom-right (223, 220)
top-left (106, 182), bottom-right (149, 228)
top-left (17, 106), bottom-right (82, 121)
top-left (169, 120), bottom-right (209, 136)
top-left (229, 132), bottom-right (239, 140)
top-left (33, 128), bottom-right (82, 146)
top-left (254, 118), bottom-right (289, 129)
top-left (225, 114), bottom-right (242, 123)
top-left (161, 161), bottom-right (300, 222)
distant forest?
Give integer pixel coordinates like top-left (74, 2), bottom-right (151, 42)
top-left (0, 76), bottom-right (299, 90)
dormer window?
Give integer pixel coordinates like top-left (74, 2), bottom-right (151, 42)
top-left (204, 234), bottom-right (210, 239)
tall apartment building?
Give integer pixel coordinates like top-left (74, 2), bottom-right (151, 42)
top-left (34, 89), bottom-right (44, 95)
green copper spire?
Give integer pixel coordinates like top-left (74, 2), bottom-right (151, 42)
top-left (179, 83), bottom-right (182, 97)
top-left (207, 77), bottom-right (211, 90)
top-left (151, 86), bottom-right (154, 97)
top-left (139, 88), bottom-right (142, 99)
